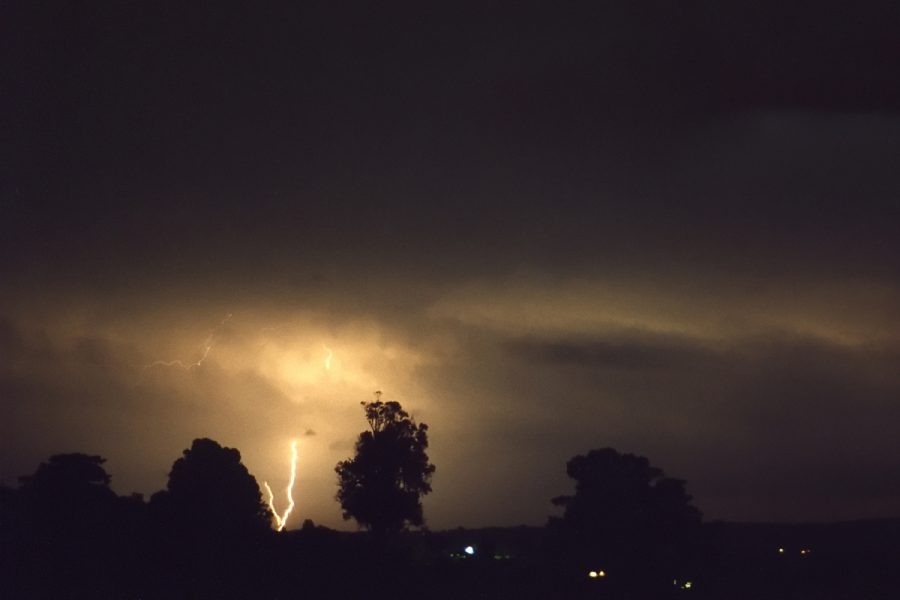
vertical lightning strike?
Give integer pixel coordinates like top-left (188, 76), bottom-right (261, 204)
top-left (264, 439), bottom-right (298, 532)
top-left (262, 481), bottom-right (281, 528)
top-left (323, 345), bottom-right (333, 371)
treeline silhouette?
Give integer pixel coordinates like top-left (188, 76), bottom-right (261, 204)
top-left (2, 426), bottom-right (899, 598)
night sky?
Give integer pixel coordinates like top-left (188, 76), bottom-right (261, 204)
top-left (3, 1), bottom-right (900, 530)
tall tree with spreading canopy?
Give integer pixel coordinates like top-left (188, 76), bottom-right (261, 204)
top-left (335, 396), bottom-right (435, 537)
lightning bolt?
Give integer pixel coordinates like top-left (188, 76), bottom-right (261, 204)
top-left (140, 313), bottom-right (233, 375)
top-left (264, 439), bottom-right (298, 532)
top-left (323, 345), bottom-right (333, 371)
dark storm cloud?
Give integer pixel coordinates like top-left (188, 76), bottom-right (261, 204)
top-left (403, 309), bottom-right (900, 525)
top-left (696, 336), bottom-right (900, 520)
top-left (499, 329), bottom-right (900, 520)
top-left (505, 332), bottom-right (719, 371)
top-left (4, 1), bottom-right (899, 284)
top-left (3, 1), bottom-right (900, 527)
top-left (499, 328), bottom-right (900, 442)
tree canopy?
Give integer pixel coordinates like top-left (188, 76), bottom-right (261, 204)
top-left (18, 453), bottom-right (115, 500)
top-left (9, 454), bottom-right (128, 597)
top-left (16, 453), bottom-right (119, 530)
top-left (550, 447), bottom-right (702, 577)
top-left (151, 438), bottom-right (271, 537)
top-left (335, 398), bottom-right (435, 537)
top-left (552, 448), bottom-right (701, 531)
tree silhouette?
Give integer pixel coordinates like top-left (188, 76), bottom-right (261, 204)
top-left (16, 453), bottom-right (119, 536)
top-left (150, 438), bottom-right (270, 537)
top-left (549, 448), bottom-right (701, 584)
top-left (335, 398), bottom-right (435, 537)
top-left (146, 439), bottom-right (271, 598)
top-left (19, 453), bottom-right (114, 492)
top-left (11, 454), bottom-right (124, 597)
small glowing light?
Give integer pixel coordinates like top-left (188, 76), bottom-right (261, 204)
top-left (598, 570), bottom-right (606, 577)
top-left (464, 545), bottom-right (475, 555)
top-left (778, 547), bottom-right (785, 554)
top-left (800, 548), bottom-right (811, 555)
top-left (684, 581), bottom-right (693, 589)
top-left (588, 571), bottom-right (598, 578)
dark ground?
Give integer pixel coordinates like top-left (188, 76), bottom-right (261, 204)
top-left (4, 513), bottom-right (899, 599)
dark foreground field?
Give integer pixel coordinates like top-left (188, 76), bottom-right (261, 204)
top-left (3, 519), bottom-right (899, 599)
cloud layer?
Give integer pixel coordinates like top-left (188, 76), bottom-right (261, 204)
top-left (3, 1), bottom-right (899, 528)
